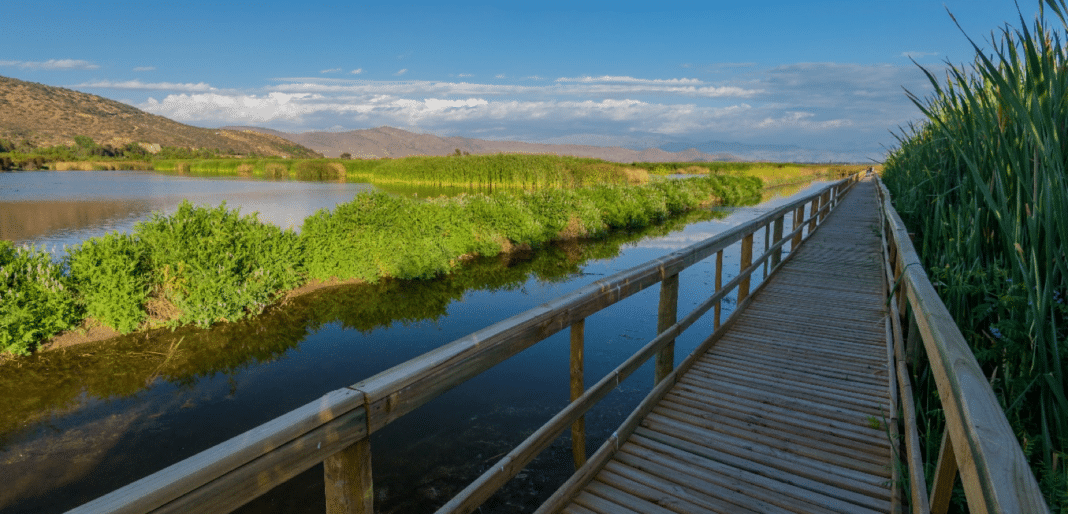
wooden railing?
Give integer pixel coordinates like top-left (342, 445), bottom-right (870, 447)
top-left (876, 177), bottom-right (1049, 514)
top-left (69, 175), bottom-right (859, 514)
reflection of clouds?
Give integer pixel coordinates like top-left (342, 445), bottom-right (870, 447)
top-left (3, 171), bottom-right (373, 251)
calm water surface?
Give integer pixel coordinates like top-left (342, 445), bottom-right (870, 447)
top-left (0, 172), bottom-right (826, 513)
top-left (0, 170), bottom-right (374, 249)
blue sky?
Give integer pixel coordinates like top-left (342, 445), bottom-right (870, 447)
top-left (0, 1), bottom-right (1047, 161)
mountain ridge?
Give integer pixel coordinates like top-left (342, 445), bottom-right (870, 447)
top-left (0, 75), bottom-right (320, 158)
top-left (224, 125), bottom-right (743, 163)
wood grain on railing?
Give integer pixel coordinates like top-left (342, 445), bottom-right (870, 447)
top-left (877, 178), bottom-right (1048, 514)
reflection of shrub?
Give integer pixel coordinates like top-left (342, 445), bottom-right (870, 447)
top-left (0, 242), bottom-right (80, 355)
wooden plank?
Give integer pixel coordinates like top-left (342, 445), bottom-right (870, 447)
top-left (684, 365), bottom-right (889, 414)
top-left (600, 462), bottom-right (760, 514)
top-left (628, 432), bottom-right (884, 514)
top-left (641, 414), bottom-right (892, 498)
top-left (651, 403), bottom-right (891, 480)
top-left (658, 396), bottom-right (890, 464)
top-left (585, 480), bottom-right (684, 514)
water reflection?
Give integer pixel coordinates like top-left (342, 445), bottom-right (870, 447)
top-left (0, 170), bottom-right (374, 249)
top-left (0, 209), bottom-right (730, 514)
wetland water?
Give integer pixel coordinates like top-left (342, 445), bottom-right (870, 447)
top-left (0, 171), bottom-right (822, 513)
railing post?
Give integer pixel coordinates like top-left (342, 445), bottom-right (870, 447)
top-left (807, 198), bottom-right (819, 233)
top-left (762, 224), bottom-right (770, 279)
top-left (792, 206), bottom-right (804, 250)
top-left (714, 250), bottom-right (723, 329)
top-left (930, 429), bottom-right (959, 514)
top-left (771, 215), bottom-right (784, 270)
top-left (324, 438), bottom-right (374, 514)
top-left (569, 319), bottom-right (586, 469)
top-left (739, 232), bottom-right (754, 302)
top-left (655, 273), bottom-right (679, 385)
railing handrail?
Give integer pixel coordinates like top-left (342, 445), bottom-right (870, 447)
top-left (70, 175), bottom-right (858, 514)
top-left (876, 177), bottom-right (1048, 514)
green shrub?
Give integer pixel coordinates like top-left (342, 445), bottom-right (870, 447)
top-left (0, 242), bottom-right (80, 355)
top-left (135, 201), bottom-right (303, 328)
top-left (68, 232), bottom-right (149, 333)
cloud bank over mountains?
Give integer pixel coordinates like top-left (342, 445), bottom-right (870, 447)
top-left (62, 63), bottom-right (932, 162)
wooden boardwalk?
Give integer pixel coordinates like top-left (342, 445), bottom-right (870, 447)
top-left (559, 180), bottom-right (893, 514)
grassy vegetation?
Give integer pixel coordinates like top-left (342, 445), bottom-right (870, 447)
top-left (0, 174), bottom-right (760, 357)
top-left (882, 1), bottom-right (1068, 508)
top-left (152, 154), bottom-right (650, 189)
top-left (634, 161), bottom-right (870, 187)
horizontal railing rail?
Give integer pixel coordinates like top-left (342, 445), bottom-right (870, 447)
top-left (70, 175), bottom-right (859, 514)
top-left (876, 177), bottom-right (1048, 514)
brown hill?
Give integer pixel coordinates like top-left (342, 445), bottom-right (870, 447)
top-left (0, 75), bottom-right (320, 158)
top-left (231, 126), bottom-right (741, 163)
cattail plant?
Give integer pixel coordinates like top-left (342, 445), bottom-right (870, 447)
top-left (883, 0), bottom-right (1068, 506)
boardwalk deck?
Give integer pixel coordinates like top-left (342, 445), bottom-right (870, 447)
top-left (557, 180), bottom-right (893, 514)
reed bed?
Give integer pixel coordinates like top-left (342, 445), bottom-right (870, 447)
top-left (882, 1), bottom-right (1068, 507)
top-left (1, 175), bottom-right (760, 357)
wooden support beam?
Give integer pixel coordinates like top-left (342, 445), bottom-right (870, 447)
top-left (655, 274), bottom-right (679, 385)
top-left (808, 198), bottom-right (819, 233)
top-left (738, 232), bottom-right (754, 302)
top-left (570, 319), bottom-right (586, 470)
top-left (771, 215), bottom-right (784, 269)
top-left (324, 439), bottom-right (374, 514)
top-left (930, 429), bottom-right (959, 514)
top-left (714, 250), bottom-right (723, 329)
top-left (792, 206), bottom-right (804, 250)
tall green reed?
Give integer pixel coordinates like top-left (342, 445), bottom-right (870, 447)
top-left (884, 1), bottom-right (1068, 506)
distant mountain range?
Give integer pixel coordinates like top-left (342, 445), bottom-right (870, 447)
top-left (0, 73), bottom-right (862, 163)
top-left (0, 75), bottom-right (320, 158)
top-left (223, 126), bottom-right (745, 163)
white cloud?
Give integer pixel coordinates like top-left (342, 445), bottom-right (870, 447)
top-left (458, 73), bottom-right (472, 77)
top-left (351, 68), bottom-right (364, 74)
top-left (74, 80), bottom-right (216, 92)
top-left (757, 111), bottom-right (853, 130)
top-left (0, 59), bottom-right (99, 70)
top-left (901, 51), bottom-right (938, 59)
top-left (133, 66), bottom-right (156, 72)
top-left (321, 68), bottom-right (342, 74)
top-left (495, 74), bottom-right (506, 79)
top-left (556, 75), bottom-right (703, 85)
top-left (395, 68), bottom-right (408, 76)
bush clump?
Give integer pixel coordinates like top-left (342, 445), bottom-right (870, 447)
top-left (0, 242), bottom-right (80, 355)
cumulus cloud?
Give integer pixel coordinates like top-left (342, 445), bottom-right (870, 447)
top-left (133, 66), bottom-right (156, 72)
top-left (395, 68), bottom-right (408, 76)
top-left (0, 59), bottom-right (99, 70)
top-left (351, 68), bottom-right (364, 74)
top-left (74, 80), bottom-right (216, 92)
top-left (321, 68), bottom-right (342, 74)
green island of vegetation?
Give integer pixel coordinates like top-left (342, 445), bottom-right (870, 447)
top-left (0, 164), bottom-right (775, 359)
top-left (883, 1), bottom-right (1068, 508)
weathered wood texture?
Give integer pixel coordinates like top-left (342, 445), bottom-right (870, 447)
top-left (877, 179), bottom-right (1048, 513)
top-left (550, 179), bottom-right (894, 513)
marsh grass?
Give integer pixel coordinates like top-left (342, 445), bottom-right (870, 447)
top-left (883, 0), bottom-right (1068, 507)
